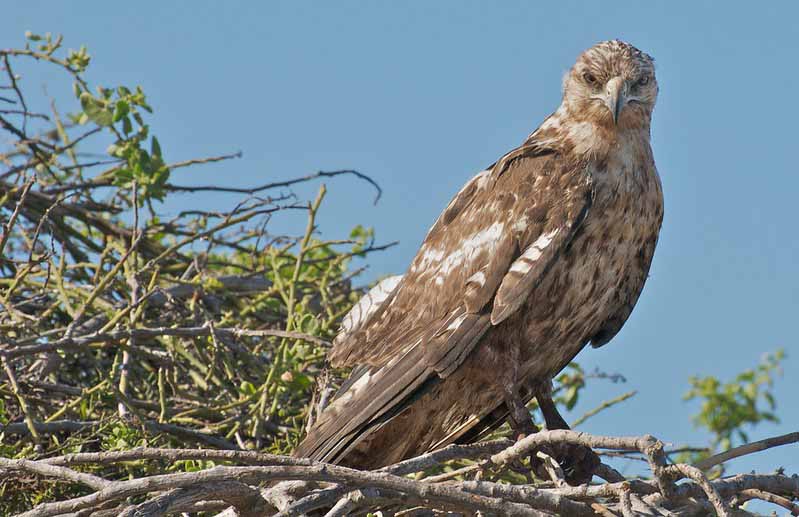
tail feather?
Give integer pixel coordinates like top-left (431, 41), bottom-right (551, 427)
top-left (293, 344), bottom-right (433, 464)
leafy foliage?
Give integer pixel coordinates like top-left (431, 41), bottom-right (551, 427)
top-left (0, 31), bottom-right (385, 513)
top-left (685, 349), bottom-right (784, 452)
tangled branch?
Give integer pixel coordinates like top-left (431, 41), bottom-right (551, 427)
top-left (1, 30), bottom-right (397, 513)
top-left (0, 430), bottom-right (796, 516)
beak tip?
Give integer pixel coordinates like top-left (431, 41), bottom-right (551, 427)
top-left (608, 96), bottom-right (624, 125)
top-left (604, 76), bottom-right (625, 126)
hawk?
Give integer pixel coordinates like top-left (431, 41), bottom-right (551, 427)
top-left (295, 40), bottom-right (663, 483)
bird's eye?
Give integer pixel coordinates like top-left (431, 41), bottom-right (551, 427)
top-left (636, 75), bottom-right (650, 87)
top-left (582, 71), bottom-right (597, 85)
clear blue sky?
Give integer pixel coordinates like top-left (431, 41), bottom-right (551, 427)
top-left (4, 1), bottom-right (797, 478)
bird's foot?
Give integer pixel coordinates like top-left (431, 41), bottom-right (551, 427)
top-left (528, 380), bottom-right (600, 485)
top-left (531, 441), bottom-right (600, 486)
top-left (503, 384), bottom-right (598, 485)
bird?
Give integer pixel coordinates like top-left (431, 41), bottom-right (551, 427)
top-left (294, 40), bottom-right (664, 484)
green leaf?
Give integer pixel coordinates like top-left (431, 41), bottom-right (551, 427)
top-left (113, 100), bottom-right (130, 122)
top-left (564, 385), bottom-right (579, 410)
top-left (113, 168), bottom-right (134, 186)
top-left (239, 381), bottom-right (257, 396)
top-left (151, 136), bottom-right (162, 159)
top-left (79, 92), bottom-right (113, 126)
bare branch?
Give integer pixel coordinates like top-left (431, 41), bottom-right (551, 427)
top-left (166, 169), bottom-right (383, 204)
top-left (1, 325), bottom-right (330, 360)
top-left (694, 431), bottom-right (799, 471)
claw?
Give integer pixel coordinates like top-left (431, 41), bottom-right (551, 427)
top-left (551, 442), bottom-right (601, 485)
top-left (504, 382), bottom-right (599, 486)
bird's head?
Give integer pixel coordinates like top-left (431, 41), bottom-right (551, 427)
top-left (561, 40), bottom-right (657, 132)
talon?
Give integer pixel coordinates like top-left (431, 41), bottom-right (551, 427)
top-left (554, 443), bottom-right (600, 486)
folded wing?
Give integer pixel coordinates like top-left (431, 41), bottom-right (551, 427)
top-left (295, 145), bottom-right (593, 463)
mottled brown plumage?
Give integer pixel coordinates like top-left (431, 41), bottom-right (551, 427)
top-left (295, 40), bottom-right (664, 473)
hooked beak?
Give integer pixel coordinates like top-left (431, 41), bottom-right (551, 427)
top-left (603, 76), bottom-right (626, 125)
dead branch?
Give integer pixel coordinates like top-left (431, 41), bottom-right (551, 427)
top-left (694, 431), bottom-right (799, 471)
top-left (1, 430), bottom-right (796, 517)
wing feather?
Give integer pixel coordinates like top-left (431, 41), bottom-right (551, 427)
top-left (294, 345), bottom-right (432, 462)
top-left (297, 145), bottom-right (595, 463)
top-left (491, 190), bottom-right (592, 324)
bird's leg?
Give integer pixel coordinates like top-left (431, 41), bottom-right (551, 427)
top-left (501, 385), bottom-right (542, 483)
top-left (535, 380), bottom-right (570, 430)
top-left (503, 386), bottom-right (539, 439)
top-left (500, 342), bottom-right (540, 439)
top-left (503, 383), bottom-right (577, 484)
top-left (533, 381), bottom-right (600, 486)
